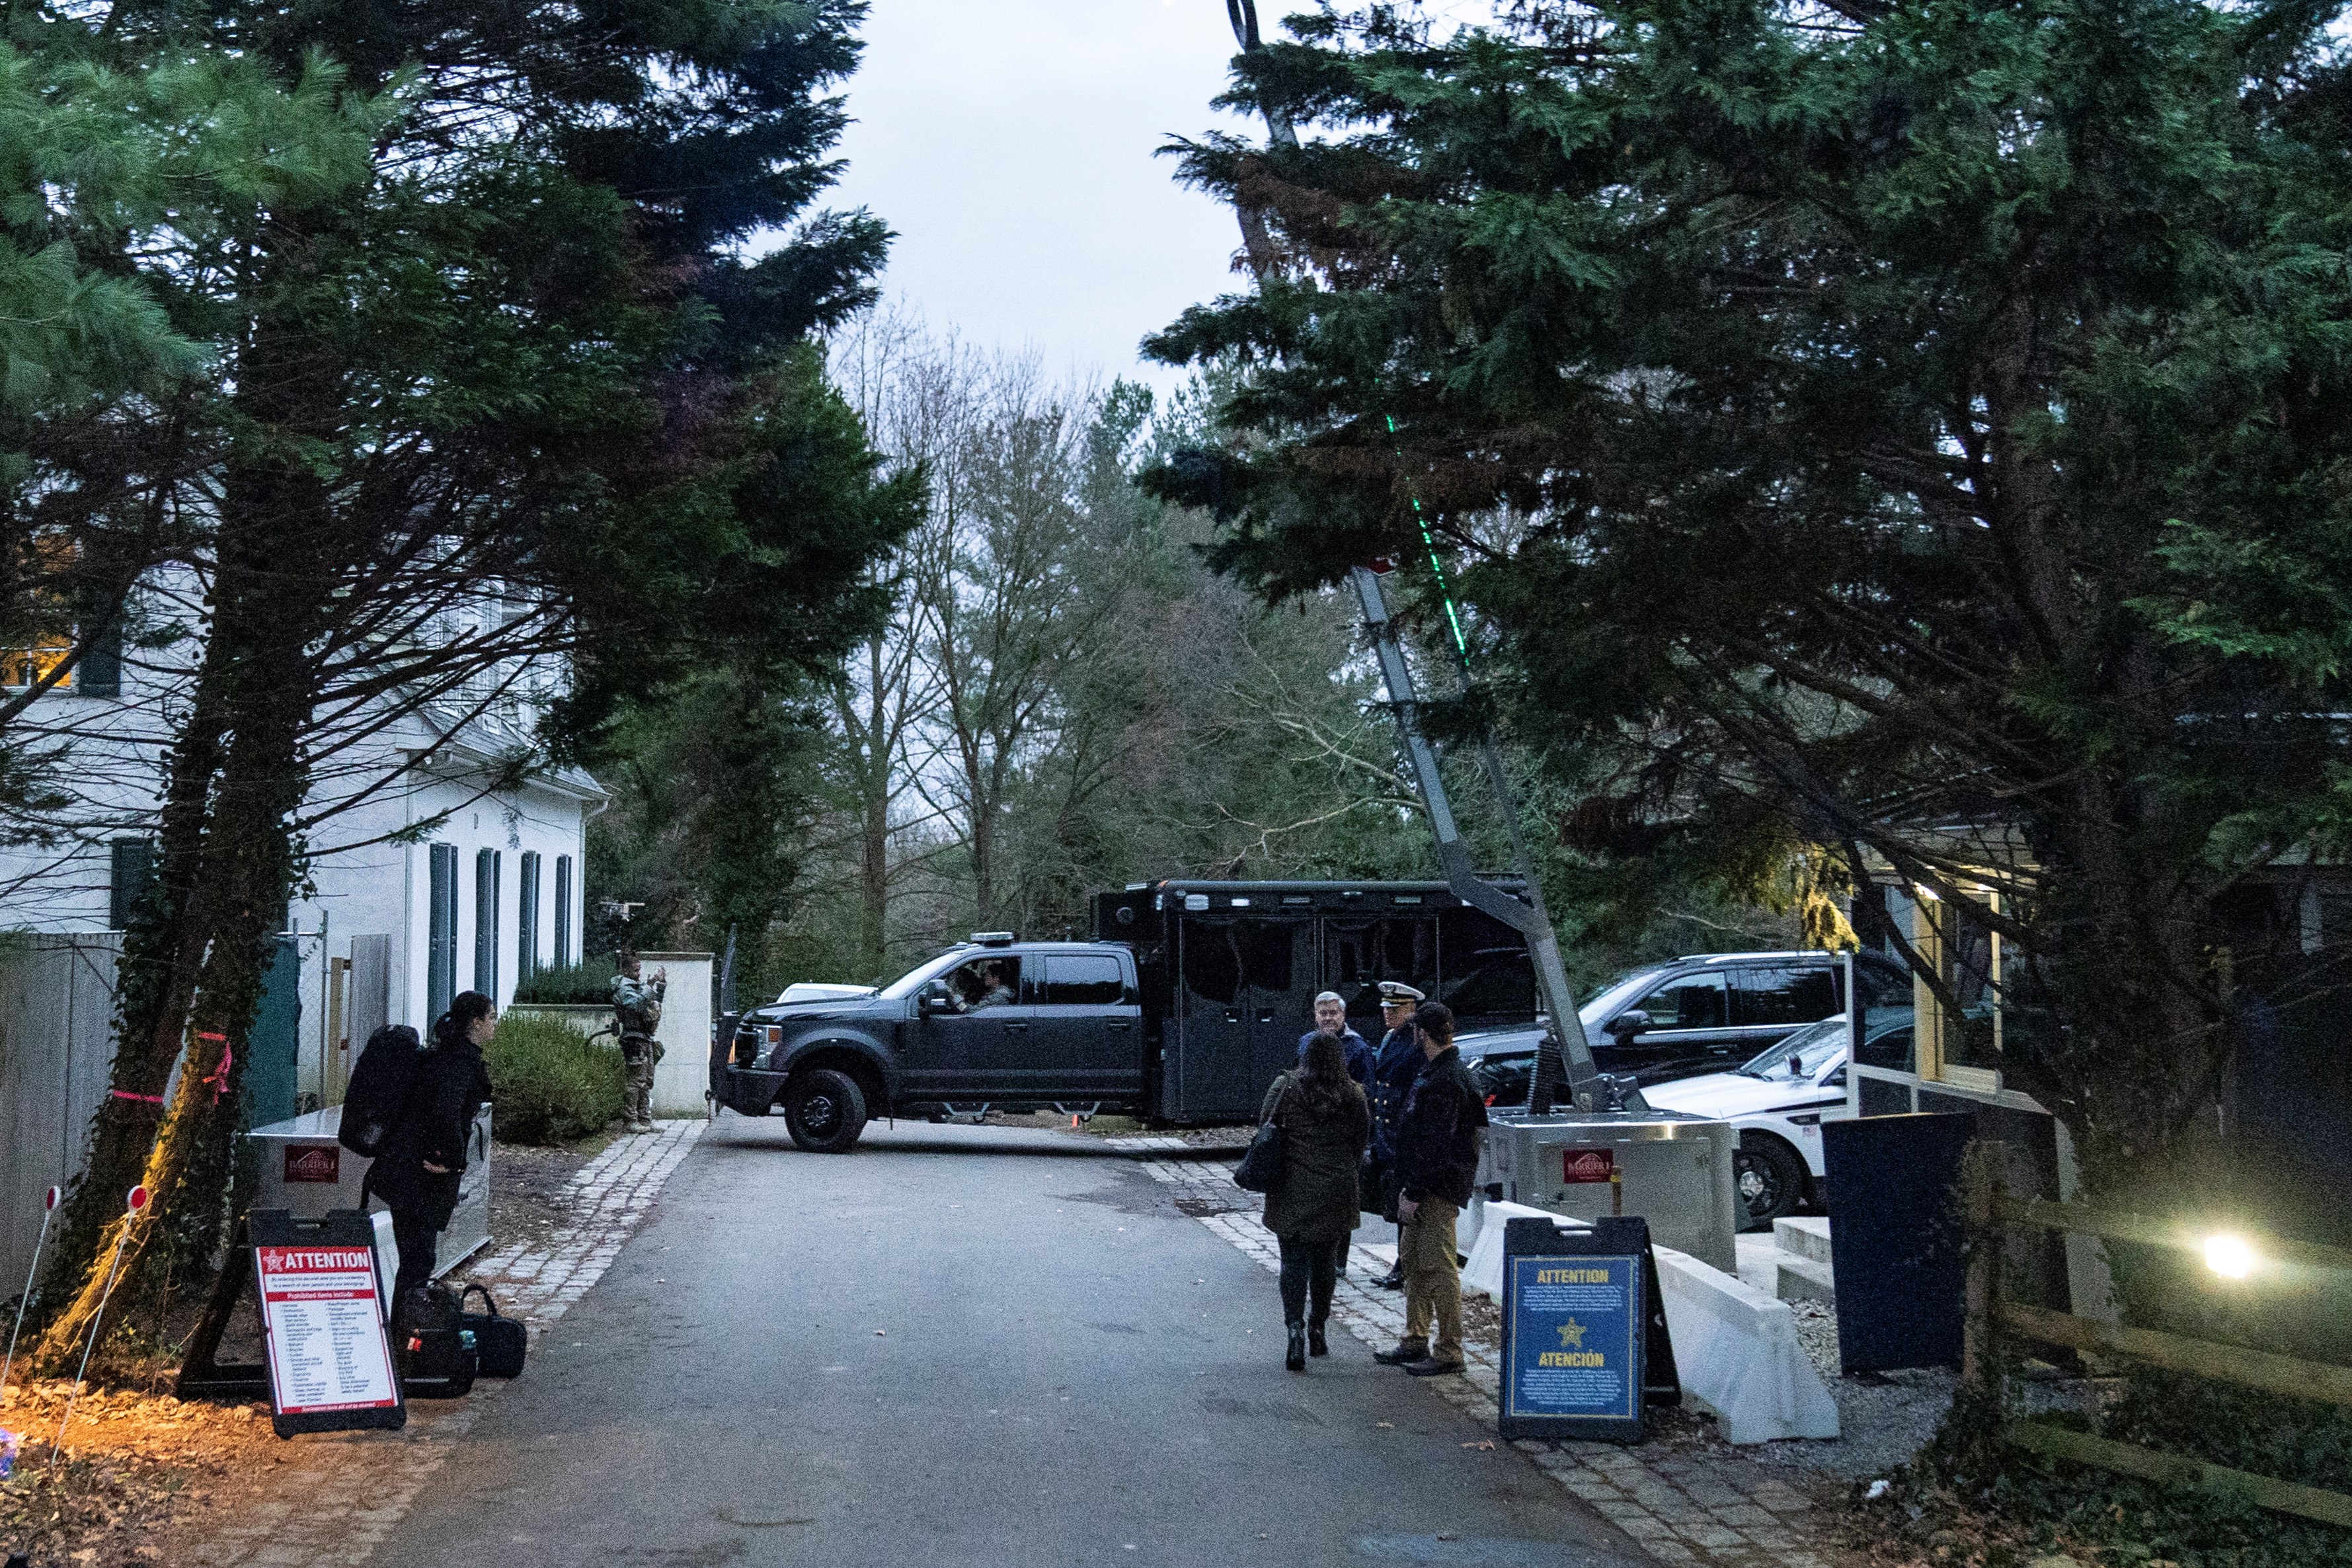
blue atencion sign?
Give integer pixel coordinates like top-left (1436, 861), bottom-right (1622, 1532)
top-left (1498, 1216), bottom-right (1656, 1442)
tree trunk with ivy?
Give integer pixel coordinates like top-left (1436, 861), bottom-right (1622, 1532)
top-left (28, 284), bottom-right (336, 1369)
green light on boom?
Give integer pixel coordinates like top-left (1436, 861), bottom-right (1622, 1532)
top-left (1384, 414), bottom-right (1471, 665)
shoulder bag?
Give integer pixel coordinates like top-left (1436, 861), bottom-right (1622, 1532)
top-left (1232, 1081), bottom-right (1290, 1194)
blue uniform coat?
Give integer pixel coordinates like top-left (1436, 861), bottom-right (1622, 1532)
top-left (1366, 1025), bottom-right (1421, 1165)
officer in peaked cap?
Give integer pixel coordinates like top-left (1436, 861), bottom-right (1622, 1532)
top-left (1364, 981), bottom-right (1427, 1289)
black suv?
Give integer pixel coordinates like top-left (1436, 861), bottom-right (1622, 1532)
top-left (1462, 949), bottom-right (1913, 1101)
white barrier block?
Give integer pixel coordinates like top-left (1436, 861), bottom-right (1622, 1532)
top-left (1653, 1243), bottom-right (1840, 1444)
top-left (372, 1209), bottom-right (399, 1321)
top-left (1461, 1200), bottom-right (1590, 1300)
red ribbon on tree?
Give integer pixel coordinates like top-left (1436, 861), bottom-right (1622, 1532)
top-left (197, 1031), bottom-right (233, 1100)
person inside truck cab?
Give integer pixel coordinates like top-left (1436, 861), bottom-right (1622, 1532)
top-left (950, 958), bottom-right (1019, 1011)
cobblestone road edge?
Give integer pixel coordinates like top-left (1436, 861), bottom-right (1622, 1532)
top-left (184, 1120), bottom-right (704, 1568)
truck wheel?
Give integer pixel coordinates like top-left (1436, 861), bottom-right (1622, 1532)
top-left (1734, 1133), bottom-right (1805, 1232)
top-left (783, 1069), bottom-right (867, 1154)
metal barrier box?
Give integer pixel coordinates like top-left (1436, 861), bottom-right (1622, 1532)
top-left (1481, 1111), bottom-right (1739, 1275)
top-left (247, 1105), bottom-right (491, 1278)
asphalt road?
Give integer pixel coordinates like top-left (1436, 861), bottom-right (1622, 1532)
top-left (381, 1120), bottom-right (1647, 1568)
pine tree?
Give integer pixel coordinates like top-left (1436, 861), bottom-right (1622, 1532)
top-left (28, 0), bottom-right (906, 1368)
top-left (1148, 0), bottom-right (2352, 1196)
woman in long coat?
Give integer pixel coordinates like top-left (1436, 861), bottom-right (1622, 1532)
top-left (1259, 1029), bottom-right (1372, 1371)
top-left (369, 990), bottom-right (496, 1318)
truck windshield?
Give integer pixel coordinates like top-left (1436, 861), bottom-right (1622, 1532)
top-left (877, 950), bottom-right (974, 1000)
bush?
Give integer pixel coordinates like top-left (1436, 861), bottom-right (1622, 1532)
top-left (485, 1012), bottom-right (624, 1144)
top-left (510, 959), bottom-right (617, 1005)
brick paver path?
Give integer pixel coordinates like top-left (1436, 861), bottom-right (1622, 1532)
top-left (1132, 1150), bottom-right (1838, 1568)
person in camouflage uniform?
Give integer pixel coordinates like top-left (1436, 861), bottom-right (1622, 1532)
top-left (612, 949), bottom-right (666, 1133)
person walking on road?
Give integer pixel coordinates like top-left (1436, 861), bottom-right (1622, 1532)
top-left (1259, 1030), bottom-right (1371, 1372)
top-left (1364, 981), bottom-right (1425, 1290)
top-left (1374, 1002), bottom-right (1487, 1378)
top-left (613, 949), bottom-right (666, 1133)
top-left (370, 990), bottom-right (496, 1317)
top-left (1296, 990), bottom-right (1374, 1280)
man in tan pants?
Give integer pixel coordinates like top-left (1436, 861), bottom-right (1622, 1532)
top-left (1372, 1002), bottom-right (1485, 1376)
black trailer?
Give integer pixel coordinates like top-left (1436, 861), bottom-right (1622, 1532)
top-left (1095, 879), bottom-right (1538, 1124)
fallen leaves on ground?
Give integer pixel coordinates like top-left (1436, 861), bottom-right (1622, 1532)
top-left (1, 1379), bottom-right (277, 1566)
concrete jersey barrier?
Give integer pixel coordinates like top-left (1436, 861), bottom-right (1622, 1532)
top-left (1651, 1243), bottom-right (1840, 1444)
top-left (1462, 1202), bottom-right (1841, 1445)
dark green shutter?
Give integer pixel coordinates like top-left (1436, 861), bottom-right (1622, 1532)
top-left (428, 843), bottom-right (459, 1020)
top-left (517, 851), bottom-right (541, 983)
top-left (77, 620), bottom-right (122, 698)
top-left (108, 838), bottom-right (156, 929)
top-left (474, 848), bottom-right (500, 998)
top-left (555, 855), bottom-right (573, 967)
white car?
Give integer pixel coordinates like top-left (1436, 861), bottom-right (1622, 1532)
top-left (1644, 1013), bottom-right (1914, 1230)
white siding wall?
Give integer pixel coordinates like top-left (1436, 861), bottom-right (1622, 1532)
top-left (1, 606), bottom-right (600, 1103)
top-left (372, 770), bottom-right (589, 1031)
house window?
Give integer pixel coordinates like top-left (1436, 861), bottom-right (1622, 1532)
top-left (0, 623), bottom-right (120, 696)
top-left (517, 851), bottom-right (541, 983)
top-left (428, 843), bottom-right (459, 1021)
top-left (555, 854), bottom-right (573, 968)
top-left (108, 838), bottom-right (156, 929)
top-left (1, 644), bottom-right (72, 690)
top-left (475, 849), bottom-right (501, 998)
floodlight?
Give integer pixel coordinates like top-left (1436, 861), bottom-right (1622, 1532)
top-left (2204, 1233), bottom-right (2256, 1280)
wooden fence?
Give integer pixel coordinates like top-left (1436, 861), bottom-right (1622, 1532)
top-left (0, 933), bottom-right (123, 1303)
top-left (1963, 1141), bottom-right (2352, 1529)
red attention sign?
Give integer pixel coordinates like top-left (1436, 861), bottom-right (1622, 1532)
top-left (1562, 1149), bottom-right (1616, 1184)
top-left (284, 1144), bottom-right (340, 1184)
top-left (257, 1244), bottom-right (398, 1415)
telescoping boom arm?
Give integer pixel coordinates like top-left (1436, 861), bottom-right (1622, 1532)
top-left (1349, 566), bottom-right (1645, 1115)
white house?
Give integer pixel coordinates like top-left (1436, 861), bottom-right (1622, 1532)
top-left (0, 594), bottom-right (604, 1108)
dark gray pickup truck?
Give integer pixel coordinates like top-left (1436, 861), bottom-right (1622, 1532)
top-left (709, 880), bottom-right (1542, 1152)
top-left (711, 937), bottom-right (1144, 1150)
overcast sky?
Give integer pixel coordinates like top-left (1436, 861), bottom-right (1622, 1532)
top-left (821, 1), bottom-right (1257, 397)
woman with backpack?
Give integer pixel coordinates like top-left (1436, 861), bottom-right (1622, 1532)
top-left (1257, 1030), bottom-right (1371, 1372)
top-left (370, 990), bottom-right (496, 1316)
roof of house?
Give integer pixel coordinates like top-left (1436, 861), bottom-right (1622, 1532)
top-left (408, 693), bottom-right (607, 803)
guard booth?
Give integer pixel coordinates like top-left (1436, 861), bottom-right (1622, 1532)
top-left (1093, 879), bottom-right (1540, 1124)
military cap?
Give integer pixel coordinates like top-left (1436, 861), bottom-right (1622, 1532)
top-left (1376, 981), bottom-right (1426, 1005)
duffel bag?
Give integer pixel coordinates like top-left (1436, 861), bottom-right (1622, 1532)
top-left (460, 1283), bottom-right (528, 1379)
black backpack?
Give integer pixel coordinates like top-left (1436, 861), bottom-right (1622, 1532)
top-left (395, 1282), bottom-right (477, 1398)
top-left (339, 1023), bottom-right (424, 1157)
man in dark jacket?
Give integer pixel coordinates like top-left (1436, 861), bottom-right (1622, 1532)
top-left (1364, 981), bottom-right (1425, 1290)
top-left (1296, 990), bottom-right (1376, 1280)
top-left (370, 991), bottom-right (496, 1315)
top-left (1373, 1002), bottom-right (1486, 1376)
top-left (1294, 991), bottom-right (1373, 1084)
